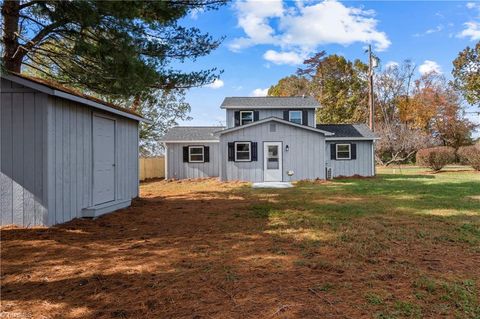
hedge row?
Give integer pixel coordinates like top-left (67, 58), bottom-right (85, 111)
top-left (416, 145), bottom-right (480, 171)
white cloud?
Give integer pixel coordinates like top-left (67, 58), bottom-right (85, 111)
top-left (466, 2), bottom-right (479, 10)
top-left (419, 60), bottom-right (442, 75)
top-left (189, 7), bottom-right (205, 20)
top-left (205, 79), bottom-right (224, 89)
top-left (263, 50), bottom-right (305, 65)
top-left (230, 0), bottom-right (391, 64)
top-left (460, 2), bottom-right (480, 41)
top-left (251, 88), bottom-right (269, 97)
top-left (458, 22), bottom-right (480, 41)
top-left (385, 61), bottom-right (399, 69)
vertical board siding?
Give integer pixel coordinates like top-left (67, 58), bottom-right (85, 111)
top-left (45, 97), bottom-right (139, 226)
top-left (1, 92), bottom-right (13, 225)
top-left (166, 143), bottom-right (220, 179)
top-left (325, 141), bottom-right (374, 177)
top-left (226, 109), bottom-right (316, 128)
top-left (0, 82), bottom-right (48, 226)
top-left (220, 121), bottom-right (325, 182)
top-left (0, 78), bottom-right (139, 227)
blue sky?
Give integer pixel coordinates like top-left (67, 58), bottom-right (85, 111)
top-left (176, 0), bottom-right (480, 133)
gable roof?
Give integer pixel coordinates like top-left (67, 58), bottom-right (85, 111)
top-left (2, 73), bottom-right (150, 123)
top-left (160, 126), bottom-right (224, 142)
top-left (218, 117), bottom-right (334, 136)
top-left (317, 124), bottom-right (379, 140)
top-left (221, 96), bottom-right (319, 109)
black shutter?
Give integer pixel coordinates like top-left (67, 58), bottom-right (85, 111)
top-left (302, 110), bottom-right (308, 125)
top-left (351, 143), bottom-right (357, 160)
top-left (283, 110), bottom-right (289, 121)
top-left (234, 111), bottom-right (240, 126)
top-left (204, 146), bottom-right (210, 162)
top-left (183, 146), bottom-right (189, 162)
top-left (253, 110), bottom-right (259, 122)
top-left (330, 144), bottom-right (336, 160)
top-left (251, 142), bottom-right (258, 161)
top-left (228, 142), bottom-right (235, 161)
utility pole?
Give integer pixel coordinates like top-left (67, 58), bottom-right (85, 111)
top-left (367, 44), bottom-right (375, 132)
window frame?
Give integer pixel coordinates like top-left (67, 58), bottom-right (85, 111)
top-left (336, 143), bottom-right (351, 160)
top-left (240, 111), bottom-right (254, 126)
top-left (234, 141), bottom-right (251, 162)
top-left (188, 145), bottom-right (205, 163)
top-left (288, 110), bottom-right (303, 124)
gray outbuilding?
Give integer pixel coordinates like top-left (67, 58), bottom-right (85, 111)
top-left (1, 74), bottom-right (148, 227)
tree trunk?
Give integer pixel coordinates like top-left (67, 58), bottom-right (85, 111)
top-left (2, 0), bottom-right (22, 72)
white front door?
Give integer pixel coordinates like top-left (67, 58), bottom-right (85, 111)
top-left (263, 142), bottom-right (282, 182)
top-left (93, 115), bottom-right (116, 205)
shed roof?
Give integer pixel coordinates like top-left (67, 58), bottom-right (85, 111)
top-left (316, 124), bottom-right (378, 140)
top-left (2, 73), bottom-right (149, 123)
top-left (160, 126), bottom-right (224, 142)
top-left (221, 96), bottom-right (319, 109)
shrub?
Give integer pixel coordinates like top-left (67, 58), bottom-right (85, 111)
top-left (457, 145), bottom-right (480, 171)
top-left (416, 147), bottom-right (456, 171)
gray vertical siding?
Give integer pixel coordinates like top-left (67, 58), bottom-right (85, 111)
top-left (325, 140), bottom-right (374, 177)
top-left (220, 121), bottom-right (325, 182)
top-left (46, 96), bottom-right (139, 225)
top-left (166, 143), bottom-right (220, 179)
top-left (226, 109), bottom-right (315, 128)
top-left (1, 80), bottom-right (48, 226)
top-left (1, 79), bottom-right (139, 227)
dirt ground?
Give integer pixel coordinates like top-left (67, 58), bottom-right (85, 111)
top-left (1, 178), bottom-right (479, 319)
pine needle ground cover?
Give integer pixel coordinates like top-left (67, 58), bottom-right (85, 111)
top-left (1, 168), bottom-right (479, 318)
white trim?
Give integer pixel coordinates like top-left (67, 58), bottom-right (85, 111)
top-left (326, 137), bottom-right (379, 141)
top-left (164, 144), bottom-right (169, 179)
top-left (162, 140), bottom-right (219, 143)
top-left (336, 143), bottom-right (351, 160)
top-left (240, 110), bottom-right (254, 125)
top-left (288, 110), bottom-right (303, 125)
top-left (188, 146), bottom-right (205, 163)
top-left (219, 117), bottom-right (334, 136)
top-left (234, 142), bottom-right (251, 162)
top-left (371, 141), bottom-right (376, 176)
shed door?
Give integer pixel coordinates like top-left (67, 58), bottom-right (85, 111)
top-left (93, 115), bottom-right (116, 205)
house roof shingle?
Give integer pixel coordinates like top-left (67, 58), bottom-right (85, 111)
top-left (221, 96), bottom-right (319, 109)
top-left (316, 124), bottom-right (378, 139)
top-left (160, 126), bottom-right (224, 142)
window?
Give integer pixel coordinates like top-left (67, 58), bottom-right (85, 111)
top-left (189, 146), bottom-right (204, 162)
top-left (336, 144), bottom-right (351, 160)
top-left (240, 111), bottom-right (254, 125)
top-left (235, 142), bottom-right (251, 161)
top-left (289, 110), bottom-right (302, 124)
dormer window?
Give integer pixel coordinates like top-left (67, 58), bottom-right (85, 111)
top-left (289, 110), bottom-right (303, 124)
top-left (240, 111), bottom-right (254, 125)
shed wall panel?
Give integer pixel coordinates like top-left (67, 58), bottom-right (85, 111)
top-left (1, 85), bottom-right (48, 227)
top-left (45, 96), bottom-right (139, 225)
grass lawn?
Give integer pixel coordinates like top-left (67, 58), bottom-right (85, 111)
top-left (1, 167), bottom-right (479, 318)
